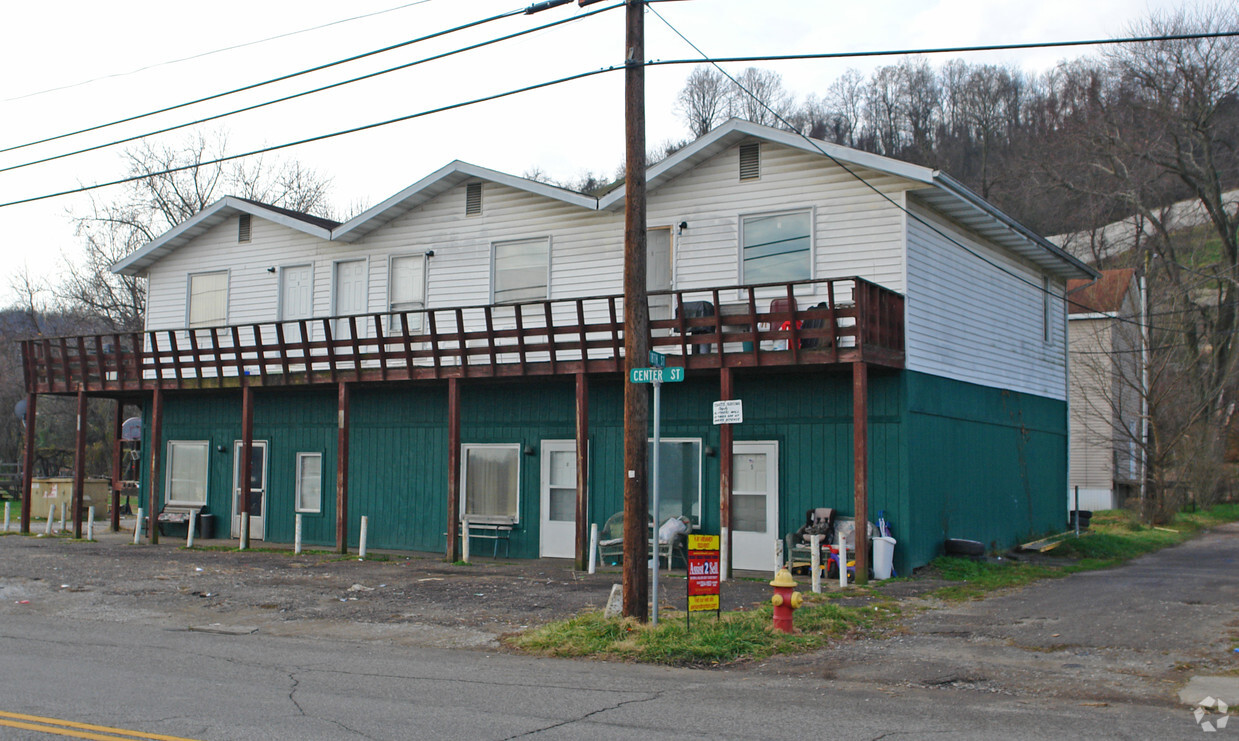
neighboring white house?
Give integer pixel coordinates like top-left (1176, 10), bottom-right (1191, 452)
top-left (1067, 268), bottom-right (1144, 511)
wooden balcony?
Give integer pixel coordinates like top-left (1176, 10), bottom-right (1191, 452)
top-left (20, 277), bottom-right (904, 395)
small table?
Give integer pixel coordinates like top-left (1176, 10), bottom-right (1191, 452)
top-left (460, 517), bottom-right (514, 558)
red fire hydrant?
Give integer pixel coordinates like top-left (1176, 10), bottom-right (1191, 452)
top-left (770, 567), bottom-right (803, 633)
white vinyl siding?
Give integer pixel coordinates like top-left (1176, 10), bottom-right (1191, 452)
top-left (166, 440), bottom-right (209, 507)
top-left (492, 237), bottom-right (549, 304)
top-left (187, 271), bottom-right (228, 328)
top-left (295, 452), bottom-right (322, 513)
top-left (461, 444), bottom-right (521, 522)
top-left (904, 197), bottom-right (1067, 399)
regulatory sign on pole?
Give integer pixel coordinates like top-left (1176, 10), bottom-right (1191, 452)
top-left (712, 399), bottom-right (743, 425)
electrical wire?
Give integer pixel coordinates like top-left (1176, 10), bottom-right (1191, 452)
top-left (648, 3), bottom-right (1225, 338)
top-left (2, 0), bottom-right (439, 103)
top-left (0, 4), bottom-right (531, 155)
top-left (0, 66), bottom-right (620, 209)
top-left (0, 3), bottom-right (619, 175)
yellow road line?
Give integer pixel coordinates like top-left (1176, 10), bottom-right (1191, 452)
top-left (0, 711), bottom-right (201, 741)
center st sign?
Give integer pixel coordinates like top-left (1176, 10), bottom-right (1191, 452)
top-left (629, 367), bottom-right (684, 384)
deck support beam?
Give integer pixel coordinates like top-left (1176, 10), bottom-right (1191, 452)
top-left (148, 387), bottom-right (163, 544)
top-left (719, 367), bottom-right (733, 580)
top-left (72, 389), bottom-right (87, 539)
top-left (335, 382), bottom-right (350, 554)
top-left (446, 377), bottom-right (461, 563)
top-left (852, 361), bottom-right (869, 585)
top-left (20, 393), bottom-right (37, 533)
top-left (110, 401), bottom-right (122, 532)
top-left (240, 382), bottom-right (255, 540)
top-left (574, 373), bottom-right (590, 570)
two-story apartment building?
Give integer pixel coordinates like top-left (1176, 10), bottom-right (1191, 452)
top-left (20, 120), bottom-right (1096, 575)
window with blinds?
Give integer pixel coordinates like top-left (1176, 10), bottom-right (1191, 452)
top-left (492, 237), bottom-right (549, 304)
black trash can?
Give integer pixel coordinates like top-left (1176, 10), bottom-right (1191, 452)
top-left (198, 513), bottom-right (216, 540)
top-left (1068, 510), bottom-right (1092, 531)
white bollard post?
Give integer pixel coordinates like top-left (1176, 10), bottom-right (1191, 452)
top-left (810, 534), bottom-right (822, 593)
top-left (87, 506), bottom-right (95, 541)
top-left (239, 513), bottom-right (249, 550)
top-left (59, 502), bottom-right (66, 532)
top-left (134, 507), bottom-right (144, 544)
top-left (587, 523), bottom-right (599, 574)
top-left (186, 513), bottom-right (196, 548)
top-left (3, 501), bottom-right (10, 532)
top-left (460, 516), bottom-right (470, 564)
top-left (294, 513), bottom-right (303, 555)
top-left (359, 515), bottom-right (369, 559)
top-left (838, 532), bottom-right (848, 589)
top-left (720, 527), bottom-right (729, 582)
top-left (45, 505), bottom-right (54, 535)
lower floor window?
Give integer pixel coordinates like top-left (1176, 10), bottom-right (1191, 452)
top-left (166, 440), bottom-right (209, 506)
top-left (648, 438), bottom-right (702, 524)
top-left (296, 453), bottom-right (322, 513)
top-left (462, 444), bottom-right (521, 522)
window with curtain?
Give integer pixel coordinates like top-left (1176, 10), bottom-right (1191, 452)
top-left (388, 254), bottom-right (426, 331)
top-left (741, 210), bottom-right (811, 284)
top-left (187, 271), bottom-right (228, 327)
top-left (296, 453), bottom-right (322, 513)
top-left (492, 238), bottom-right (549, 304)
top-left (646, 438), bottom-right (702, 524)
top-left (166, 441), bottom-right (209, 506)
top-left (462, 444), bottom-right (520, 521)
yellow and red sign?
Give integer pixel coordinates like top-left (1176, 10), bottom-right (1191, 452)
top-left (687, 534), bottom-right (720, 613)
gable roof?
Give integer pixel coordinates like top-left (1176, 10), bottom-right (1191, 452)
top-left (112, 196), bottom-right (338, 275)
top-left (1067, 268), bottom-right (1139, 315)
top-left (332, 161), bottom-right (597, 243)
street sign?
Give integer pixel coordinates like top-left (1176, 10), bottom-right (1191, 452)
top-left (712, 399), bottom-right (743, 425)
top-left (648, 350), bottom-right (666, 368)
top-left (629, 367), bottom-right (684, 384)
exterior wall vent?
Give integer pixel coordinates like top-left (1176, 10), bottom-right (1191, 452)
top-left (739, 142), bottom-right (760, 181)
top-left (238, 214), bottom-right (252, 243)
top-left (466, 183), bottom-right (483, 216)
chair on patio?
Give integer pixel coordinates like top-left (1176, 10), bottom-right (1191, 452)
top-left (597, 512), bottom-right (626, 566)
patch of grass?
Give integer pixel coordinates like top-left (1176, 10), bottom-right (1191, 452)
top-left (508, 594), bottom-right (900, 666)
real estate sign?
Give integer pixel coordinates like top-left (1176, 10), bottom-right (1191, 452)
top-left (687, 534), bottom-right (721, 615)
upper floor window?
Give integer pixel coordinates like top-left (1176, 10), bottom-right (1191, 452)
top-left (741, 210), bottom-right (811, 284)
top-left (493, 237), bottom-right (549, 304)
top-left (187, 270), bottom-right (228, 328)
top-left (388, 254), bottom-right (426, 330)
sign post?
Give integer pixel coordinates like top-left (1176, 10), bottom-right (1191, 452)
top-left (687, 533), bottom-right (721, 628)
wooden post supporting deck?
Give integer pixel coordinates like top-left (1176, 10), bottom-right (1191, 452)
top-left (240, 382), bottom-right (255, 540)
top-left (72, 389), bottom-right (87, 539)
top-left (446, 377), bottom-right (461, 563)
top-left (719, 367), bottom-right (733, 580)
top-left (574, 373), bottom-right (590, 571)
top-left (148, 387), bottom-right (163, 544)
top-left (110, 401), bottom-right (122, 532)
top-left (852, 361), bottom-right (869, 585)
top-left (335, 382), bottom-right (350, 554)
top-left (20, 393), bottom-right (37, 534)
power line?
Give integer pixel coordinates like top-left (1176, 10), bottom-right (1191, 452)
top-left (0, 4), bottom-right (531, 155)
top-left (0, 66), bottom-right (620, 209)
top-left (0, 3), bottom-right (618, 175)
top-left (2, 0), bottom-right (439, 103)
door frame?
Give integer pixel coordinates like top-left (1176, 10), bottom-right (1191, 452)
top-left (539, 439), bottom-right (583, 558)
top-left (230, 440), bottom-right (268, 540)
top-left (730, 440), bottom-right (779, 572)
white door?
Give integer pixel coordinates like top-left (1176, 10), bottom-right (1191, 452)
top-left (731, 441), bottom-right (778, 571)
top-left (540, 440), bottom-right (580, 558)
top-left (281, 265), bottom-right (313, 321)
top-left (647, 227), bottom-right (672, 322)
top-left (333, 259), bottom-right (368, 338)
top-left (231, 441), bottom-right (267, 540)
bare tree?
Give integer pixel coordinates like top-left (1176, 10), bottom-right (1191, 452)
top-left (728, 67), bottom-right (793, 128)
top-left (60, 131), bottom-right (337, 330)
top-left (676, 65), bottom-right (733, 137)
top-left (824, 69), bottom-right (866, 147)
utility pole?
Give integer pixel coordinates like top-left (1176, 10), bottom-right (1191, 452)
top-left (619, 0), bottom-right (650, 621)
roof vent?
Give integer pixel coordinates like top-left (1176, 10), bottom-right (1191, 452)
top-left (739, 142), bottom-right (760, 181)
top-left (238, 214), bottom-right (252, 243)
top-left (465, 183), bottom-right (482, 216)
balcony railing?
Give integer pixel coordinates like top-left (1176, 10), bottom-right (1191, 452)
top-left (20, 277), bottom-right (904, 394)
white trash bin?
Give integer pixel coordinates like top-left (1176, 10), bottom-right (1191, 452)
top-left (872, 536), bottom-right (896, 580)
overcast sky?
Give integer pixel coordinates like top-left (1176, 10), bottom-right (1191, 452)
top-left (0, 0), bottom-right (1197, 307)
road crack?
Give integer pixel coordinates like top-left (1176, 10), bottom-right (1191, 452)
top-left (501, 690), bottom-right (663, 739)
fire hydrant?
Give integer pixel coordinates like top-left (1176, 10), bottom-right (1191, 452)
top-left (770, 567), bottom-right (803, 633)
